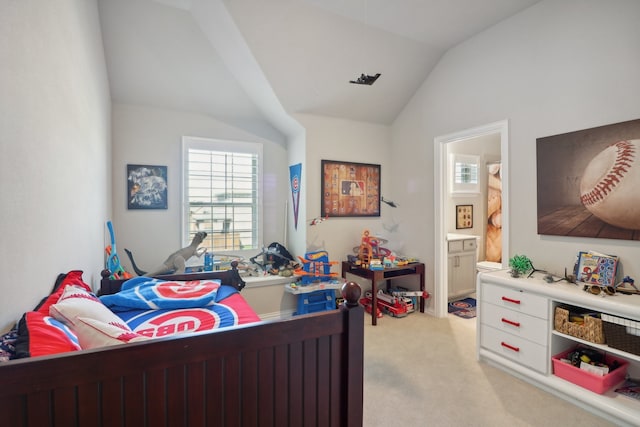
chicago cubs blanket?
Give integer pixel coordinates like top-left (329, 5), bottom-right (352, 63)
top-left (100, 278), bottom-right (260, 339)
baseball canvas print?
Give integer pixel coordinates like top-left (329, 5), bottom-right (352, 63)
top-left (536, 118), bottom-right (640, 240)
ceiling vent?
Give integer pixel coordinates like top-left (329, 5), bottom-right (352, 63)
top-left (349, 73), bottom-right (381, 85)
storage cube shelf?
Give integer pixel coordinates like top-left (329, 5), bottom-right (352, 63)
top-left (554, 305), bottom-right (605, 344)
top-left (602, 313), bottom-right (640, 356)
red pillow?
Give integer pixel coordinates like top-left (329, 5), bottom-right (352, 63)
top-left (36, 270), bottom-right (92, 316)
top-left (14, 311), bottom-right (81, 359)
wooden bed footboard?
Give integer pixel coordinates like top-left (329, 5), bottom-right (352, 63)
top-left (0, 282), bottom-right (364, 426)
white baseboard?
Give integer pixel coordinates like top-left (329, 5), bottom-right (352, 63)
top-left (259, 308), bottom-right (295, 321)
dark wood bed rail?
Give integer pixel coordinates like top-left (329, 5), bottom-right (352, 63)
top-left (98, 262), bottom-right (247, 295)
top-left (0, 282), bottom-right (364, 426)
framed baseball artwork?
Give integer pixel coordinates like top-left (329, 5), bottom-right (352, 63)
top-left (536, 118), bottom-right (640, 240)
top-left (321, 160), bottom-right (380, 217)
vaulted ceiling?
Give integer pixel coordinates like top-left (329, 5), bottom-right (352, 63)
top-left (98, 0), bottom-right (540, 140)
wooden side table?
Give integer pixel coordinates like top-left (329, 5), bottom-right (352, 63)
top-left (341, 261), bottom-right (426, 325)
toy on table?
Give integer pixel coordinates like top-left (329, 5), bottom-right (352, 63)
top-left (355, 229), bottom-right (393, 267)
top-left (294, 250), bottom-right (338, 285)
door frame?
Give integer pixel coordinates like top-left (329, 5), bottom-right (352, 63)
top-left (433, 120), bottom-right (510, 317)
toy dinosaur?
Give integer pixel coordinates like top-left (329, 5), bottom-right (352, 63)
top-left (125, 232), bottom-right (208, 276)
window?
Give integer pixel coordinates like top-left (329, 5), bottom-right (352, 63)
top-left (182, 137), bottom-right (262, 253)
top-left (450, 154), bottom-right (480, 195)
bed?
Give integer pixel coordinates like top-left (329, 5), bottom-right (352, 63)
top-left (0, 264), bottom-right (364, 426)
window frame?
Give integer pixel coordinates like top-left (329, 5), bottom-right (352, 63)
top-left (450, 154), bottom-right (480, 195)
top-left (181, 136), bottom-right (263, 256)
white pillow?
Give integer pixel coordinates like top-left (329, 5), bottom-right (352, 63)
top-left (50, 285), bottom-right (124, 329)
top-left (75, 317), bottom-right (151, 349)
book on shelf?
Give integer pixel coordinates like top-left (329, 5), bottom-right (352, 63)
top-left (615, 378), bottom-right (640, 400)
top-left (574, 251), bottom-right (619, 287)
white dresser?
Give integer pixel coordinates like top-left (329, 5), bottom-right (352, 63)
top-left (477, 270), bottom-right (640, 427)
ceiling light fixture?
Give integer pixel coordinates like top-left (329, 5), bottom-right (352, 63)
top-left (349, 73), bottom-right (381, 85)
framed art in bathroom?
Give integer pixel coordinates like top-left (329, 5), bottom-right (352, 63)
top-left (456, 204), bottom-right (473, 229)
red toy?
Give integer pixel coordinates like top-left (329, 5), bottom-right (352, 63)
top-left (359, 290), bottom-right (413, 318)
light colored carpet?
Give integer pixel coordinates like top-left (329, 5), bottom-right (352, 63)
top-left (363, 311), bottom-right (617, 427)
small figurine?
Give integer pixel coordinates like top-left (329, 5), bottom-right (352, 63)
top-left (615, 276), bottom-right (639, 294)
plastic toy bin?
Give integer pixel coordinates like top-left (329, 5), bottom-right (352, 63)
top-left (551, 349), bottom-right (628, 394)
top-left (295, 289), bottom-right (336, 315)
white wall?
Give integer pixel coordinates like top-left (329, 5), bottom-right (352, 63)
top-left (111, 103), bottom-right (290, 271)
top-left (393, 0), bottom-right (640, 298)
top-left (292, 113), bottom-right (393, 289)
top-left (0, 0), bottom-right (111, 331)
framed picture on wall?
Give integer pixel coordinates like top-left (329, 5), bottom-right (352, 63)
top-left (456, 204), bottom-right (473, 229)
top-left (321, 160), bottom-right (380, 217)
top-left (127, 164), bottom-right (168, 209)
top-left (536, 118), bottom-right (640, 240)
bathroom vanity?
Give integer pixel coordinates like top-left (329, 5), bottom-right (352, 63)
top-left (447, 233), bottom-right (478, 300)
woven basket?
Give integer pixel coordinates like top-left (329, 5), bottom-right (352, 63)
top-left (601, 314), bottom-right (640, 356)
top-left (554, 306), bottom-right (605, 344)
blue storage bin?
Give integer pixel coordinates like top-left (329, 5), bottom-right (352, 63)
top-left (295, 289), bottom-right (336, 315)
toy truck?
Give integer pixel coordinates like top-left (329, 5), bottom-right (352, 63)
top-left (359, 290), bottom-right (413, 318)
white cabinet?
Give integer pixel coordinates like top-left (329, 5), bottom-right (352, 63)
top-left (447, 236), bottom-right (477, 300)
top-left (477, 270), bottom-right (640, 426)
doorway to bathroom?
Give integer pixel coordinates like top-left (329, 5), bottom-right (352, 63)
top-left (433, 120), bottom-right (510, 318)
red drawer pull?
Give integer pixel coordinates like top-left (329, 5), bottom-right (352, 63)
top-left (501, 342), bottom-right (520, 352)
top-left (501, 296), bottom-right (521, 305)
top-left (501, 318), bottom-right (520, 327)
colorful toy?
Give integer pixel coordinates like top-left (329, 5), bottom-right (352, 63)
top-left (359, 290), bottom-right (413, 318)
top-left (105, 221), bottom-right (132, 280)
top-left (615, 276), bottom-right (639, 294)
top-left (359, 293), bottom-right (383, 318)
top-left (355, 229), bottom-right (393, 267)
top-left (294, 250), bottom-right (338, 284)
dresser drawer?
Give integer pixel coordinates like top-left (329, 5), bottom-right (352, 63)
top-left (481, 282), bottom-right (548, 319)
top-left (480, 325), bottom-right (548, 373)
top-left (480, 301), bottom-right (548, 345)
